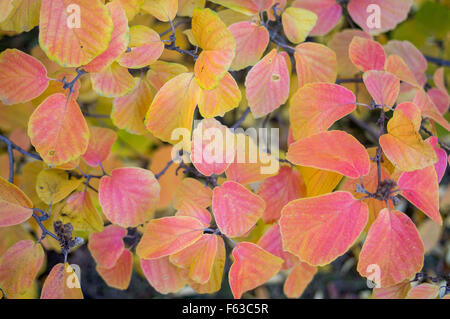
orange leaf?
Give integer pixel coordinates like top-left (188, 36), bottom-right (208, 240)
top-left (228, 21), bottom-right (269, 71)
top-left (174, 177), bottom-right (213, 210)
top-left (112, 77), bottom-right (154, 135)
top-left (357, 209), bottom-right (424, 288)
top-left (176, 205), bottom-right (212, 228)
top-left (145, 72), bottom-right (201, 143)
top-left (39, 0), bottom-right (113, 67)
top-left (348, 36), bottom-right (386, 72)
top-left (88, 225), bottom-right (127, 269)
top-left (384, 40), bottom-right (427, 87)
top-left (192, 8), bottom-right (235, 90)
top-left (189, 236), bottom-right (226, 294)
top-left (198, 72), bottom-right (241, 118)
top-left (41, 263), bottom-right (83, 299)
top-left (212, 181), bottom-right (265, 238)
top-left (84, 0), bottom-right (129, 73)
top-left (294, 42), bottom-right (337, 88)
top-left (363, 70), bottom-right (400, 107)
top-left (287, 130), bottom-right (370, 178)
top-left (229, 242), bottom-right (283, 299)
top-left (96, 249), bottom-right (132, 290)
top-left (379, 102), bottom-right (437, 172)
top-left (384, 55), bottom-right (419, 87)
top-left (140, 256), bottom-right (187, 294)
top-left (136, 216), bottom-right (205, 259)
top-left (245, 49), bottom-right (290, 118)
top-left (170, 234), bottom-right (218, 284)
top-left (347, 0), bottom-right (411, 35)
top-left (0, 49), bottom-right (49, 105)
top-left (397, 166), bottom-right (441, 225)
top-left (225, 132), bottom-right (279, 185)
top-left (118, 25), bottom-right (164, 69)
top-left (283, 262), bottom-right (317, 298)
top-left (90, 62), bottom-right (135, 98)
top-left (99, 167), bottom-right (160, 227)
top-left (28, 93), bottom-right (89, 166)
top-left (257, 166), bottom-right (305, 223)
top-left (82, 126), bottom-right (117, 167)
top-left (289, 83), bottom-right (356, 140)
top-left (257, 223), bottom-right (298, 270)
top-left (191, 118), bottom-right (235, 176)
top-left (413, 89), bottom-right (450, 131)
top-left (0, 240), bottom-right (44, 295)
top-left (0, 176), bottom-right (33, 227)
top-left (328, 29), bottom-right (372, 77)
top-left (280, 191), bottom-right (368, 266)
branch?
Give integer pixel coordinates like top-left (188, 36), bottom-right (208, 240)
top-left (0, 134), bottom-right (42, 182)
top-left (155, 159), bottom-right (174, 179)
top-left (424, 55), bottom-right (450, 67)
top-left (336, 78), bottom-right (364, 84)
top-left (232, 107), bottom-right (251, 129)
top-left (164, 18), bottom-right (198, 60)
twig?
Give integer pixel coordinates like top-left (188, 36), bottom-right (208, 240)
top-left (155, 159), bottom-right (174, 179)
top-left (424, 55), bottom-right (450, 67)
top-left (336, 78), bottom-right (364, 84)
top-left (232, 107), bottom-right (251, 129)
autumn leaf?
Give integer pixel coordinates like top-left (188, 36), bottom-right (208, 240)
top-left (294, 42), bottom-right (337, 88)
top-left (0, 176), bottom-right (34, 227)
top-left (229, 242), bottom-right (283, 299)
top-left (281, 7), bottom-right (317, 44)
top-left (39, 0), bottom-right (113, 67)
top-left (280, 191), bottom-right (368, 266)
top-left (357, 209), bottom-right (424, 288)
top-left (96, 249), bottom-right (133, 290)
top-left (28, 93), bottom-right (90, 166)
top-left (379, 102), bottom-right (437, 172)
top-left (41, 263), bottom-right (83, 299)
top-left (136, 216), bottom-right (205, 259)
top-left (286, 130), bottom-right (371, 178)
top-left (349, 36), bottom-right (386, 72)
top-left (212, 181), bottom-right (266, 238)
top-left (228, 21), bottom-right (269, 71)
top-left (88, 225), bottom-right (127, 269)
top-left (118, 25), bottom-right (164, 69)
top-left (289, 83), bottom-right (356, 140)
top-left (0, 49), bottom-right (49, 105)
top-left (145, 72), bottom-right (201, 143)
top-left (99, 167), bottom-right (160, 227)
top-left (140, 256), bottom-right (187, 294)
top-left (397, 166), bottom-right (441, 225)
top-left (245, 49), bottom-right (290, 118)
top-left (192, 8), bottom-right (235, 90)
top-left (82, 126), bottom-right (117, 168)
top-left (0, 240), bottom-right (44, 296)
